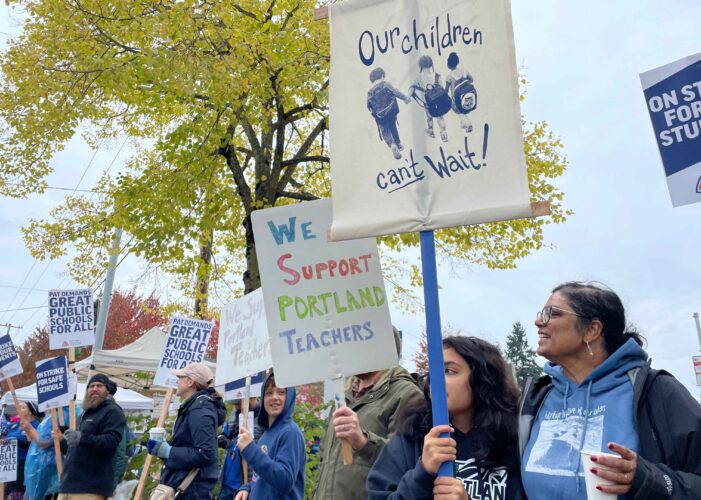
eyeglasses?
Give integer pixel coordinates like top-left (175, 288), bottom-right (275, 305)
top-left (536, 305), bottom-right (583, 325)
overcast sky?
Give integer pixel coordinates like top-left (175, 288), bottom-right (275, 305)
top-left (1, 2), bottom-right (700, 398)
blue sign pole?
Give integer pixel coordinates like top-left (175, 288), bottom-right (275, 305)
top-left (419, 230), bottom-right (453, 477)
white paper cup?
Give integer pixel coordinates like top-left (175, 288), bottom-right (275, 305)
top-left (580, 450), bottom-right (619, 499)
top-left (148, 427), bottom-right (166, 442)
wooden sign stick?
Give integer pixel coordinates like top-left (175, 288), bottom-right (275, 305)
top-left (50, 408), bottom-right (63, 476)
top-left (134, 388), bottom-right (174, 500)
top-left (241, 375), bottom-right (252, 484)
top-left (5, 378), bottom-right (21, 415)
top-left (332, 376), bottom-right (353, 465)
top-left (68, 348), bottom-right (76, 430)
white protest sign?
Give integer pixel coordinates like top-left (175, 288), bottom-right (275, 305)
top-left (640, 53), bottom-right (701, 207)
top-left (48, 289), bottom-right (94, 349)
top-left (35, 356), bottom-right (70, 412)
top-left (215, 289), bottom-right (272, 386)
top-left (328, 0), bottom-right (531, 240)
top-left (251, 199), bottom-right (397, 387)
top-left (0, 440), bottom-right (17, 482)
top-left (0, 335), bottom-right (22, 382)
top-left (694, 355), bottom-right (701, 386)
top-left (154, 317), bottom-right (213, 388)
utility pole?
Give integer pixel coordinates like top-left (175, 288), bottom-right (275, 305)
top-left (1, 323), bottom-right (22, 339)
top-left (693, 313), bottom-right (701, 351)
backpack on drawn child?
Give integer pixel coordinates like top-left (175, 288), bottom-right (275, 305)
top-left (368, 85), bottom-right (400, 122)
top-left (452, 77), bottom-right (477, 114)
top-left (414, 73), bottom-right (452, 118)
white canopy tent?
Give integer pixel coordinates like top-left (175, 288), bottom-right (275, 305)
top-left (74, 326), bottom-right (217, 390)
top-left (1, 382), bottom-right (154, 412)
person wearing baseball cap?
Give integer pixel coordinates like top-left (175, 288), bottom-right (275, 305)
top-left (147, 362), bottom-right (227, 499)
top-left (55, 373), bottom-right (126, 499)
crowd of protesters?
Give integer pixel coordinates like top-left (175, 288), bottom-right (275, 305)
top-left (1, 281), bottom-right (700, 499)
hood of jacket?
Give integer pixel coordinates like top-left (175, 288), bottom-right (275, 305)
top-left (544, 338), bottom-right (648, 399)
top-left (179, 387), bottom-right (227, 427)
top-left (258, 372), bottom-right (297, 430)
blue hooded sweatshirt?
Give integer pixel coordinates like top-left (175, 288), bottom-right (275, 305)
top-left (239, 375), bottom-right (306, 499)
top-left (522, 339), bottom-right (648, 499)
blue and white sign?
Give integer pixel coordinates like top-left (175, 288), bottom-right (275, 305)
top-left (0, 335), bottom-right (22, 382)
top-left (641, 53), bottom-right (701, 207)
top-left (35, 356), bottom-right (70, 412)
top-left (0, 440), bottom-right (18, 482)
top-left (329, 0), bottom-right (532, 240)
top-left (48, 288), bottom-right (94, 349)
top-left (223, 373), bottom-right (264, 402)
top-left (154, 317), bottom-right (213, 388)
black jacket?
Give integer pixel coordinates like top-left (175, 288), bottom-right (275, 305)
top-left (367, 397), bottom-right (524, 499)
top-left (519, 365), bottom-right (701, 499)
top-left (60, 396), bottom-right (126, 496)
top-left (160, 388), bottom-right (227, 499)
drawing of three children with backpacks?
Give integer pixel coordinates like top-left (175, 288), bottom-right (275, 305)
top-left (366, 51), bottom-right (477, 160)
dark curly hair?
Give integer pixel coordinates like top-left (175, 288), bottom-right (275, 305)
top-left (552, 281), bottom-right (644, 355)
top-left (398, 336), bottom-right (520, 466)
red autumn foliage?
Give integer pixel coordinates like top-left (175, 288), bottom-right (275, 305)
top-left (13, 288), bottom-right (166, 387)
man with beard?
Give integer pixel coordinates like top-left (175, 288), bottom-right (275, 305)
top-left (55, 374), bottom-right (126, 500)
top-left (312, 327), bottom-right (422, 500)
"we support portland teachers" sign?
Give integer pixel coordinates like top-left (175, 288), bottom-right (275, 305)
top-left (252, 199), bottom-right (398, 387)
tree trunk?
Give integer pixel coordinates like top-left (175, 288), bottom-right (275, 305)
top-left (193, 232), bottom-right (213, 318)
top-left (242, 214), bottom-right (261, 294)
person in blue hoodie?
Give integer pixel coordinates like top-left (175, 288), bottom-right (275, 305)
top-left (147, 362), bottom-right (227, 499)
top-left (520, 281), bottom-right (701, 499)
top-left (234, 372), bottom-right (306, 500)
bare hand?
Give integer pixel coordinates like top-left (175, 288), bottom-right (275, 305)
top-left (51, 429), bottom-right (63, 441)
top-left (590, 442), bottom-right (637, 495)
top-left (421, 425), bottom-right (456, 475)
top-left (237, 425), bottom-right (253, 452)
top-left (234, 491), bottom-right (249, 500)
top-left (433, 476), bottom-right (469, 500)
top-left (333, 406), bottom-right (367, 450)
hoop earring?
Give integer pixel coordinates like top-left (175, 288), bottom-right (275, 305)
top-left (586, 341), bottom-right (594, 357)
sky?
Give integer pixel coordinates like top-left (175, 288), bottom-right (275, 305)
top-left (0, 2), bottom-right (700, 399)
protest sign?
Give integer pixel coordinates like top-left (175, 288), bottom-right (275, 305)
top-left (328, 0), bottom-right (531, 240)
top-left (694, 355), bottom-right (701, 386)
top-left (640, 53), bottom-right (701, 207)
top-left (215, 289), bottom-right (272, 386)
top-left (48, 289), bottom-right (94, 349)
top-left (251, 199), bottom-right (397, 387)
top-left (153, 317), bottom-right (213, 388)
top-left (35, 356), bottom-right (70, 412)
top-left (223, 373), bottom-right (264, 401)
top-left (0, 335), bottom-right (22, 382)
top-left (0, 440), bottom-right (17, 482)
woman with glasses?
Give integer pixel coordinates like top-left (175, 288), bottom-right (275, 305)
top-left (520, 281), bottom-right (701, 499)
top-left (366, 336), bottom-right (524, 499)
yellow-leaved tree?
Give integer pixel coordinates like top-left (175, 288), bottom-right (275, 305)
top-left (0, 1), bottom-right (569, 316)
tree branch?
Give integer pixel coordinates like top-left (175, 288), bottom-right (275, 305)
top-left (276, 190), bottom-right (319, 201)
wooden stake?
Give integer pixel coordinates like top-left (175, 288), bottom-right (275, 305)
top-left (50, 408), bottom-right (63, 476)
top-left (5, 377), bottom-right (21, 414)
top-left (134, 388), bottom-right (174, 500)
top-left (332, 377), bottom-right (353, 465)
top-left (241, 376), bottom-right (251, 484)
top-left (68, 348), bottom-right (77, 430)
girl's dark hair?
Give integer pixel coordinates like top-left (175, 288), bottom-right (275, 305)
top-left (399, 336), bottom-right (520, 466)
top-left (370, 67), bottom-right (385, 82)
top-left (447, 52), bottom-right (459, 70)
top-left (552, 281), bottom-right (644, 355)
